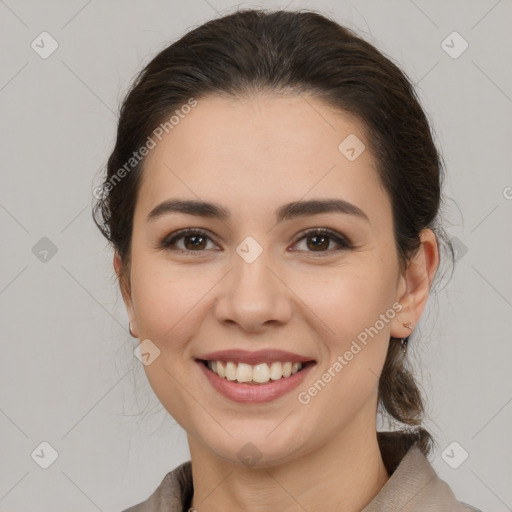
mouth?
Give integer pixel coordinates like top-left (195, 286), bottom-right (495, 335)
top-left (196, 357), bottom-right (316, 403)
top-left (194, 349), bottom-right (316, 402)
top-left (197, 359), bottom-right (315, 385)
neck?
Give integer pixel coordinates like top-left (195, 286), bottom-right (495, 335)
top-left (188, 404), bottom-right (389, 512)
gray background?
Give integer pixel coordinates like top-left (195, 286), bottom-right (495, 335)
top-left (0, 0), bottom-right (511, 510)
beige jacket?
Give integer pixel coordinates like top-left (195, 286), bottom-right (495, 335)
top-left (122, 431), bottom-right (482, 511)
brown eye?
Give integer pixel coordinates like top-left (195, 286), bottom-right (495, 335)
top-left (159, 227), bottom-right (352, 256)
top-left (306, 233), bottom-right (330, 251)
top-left (182, 233), bottom-right (208, 250)
top-left (292, 228), bottom-right (352, 254)
top-left (160, 229), bottom-right (217, 252)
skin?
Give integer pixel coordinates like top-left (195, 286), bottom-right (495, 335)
top-left (114, 93), bottom-right (439, 511)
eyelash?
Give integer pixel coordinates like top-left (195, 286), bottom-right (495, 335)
top-left (159, 227), bottom-right (353, 256)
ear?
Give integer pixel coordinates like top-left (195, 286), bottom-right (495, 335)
top-left (390, 229), bottom-right (440, 339)
top-left (114, 251), bottom-right (138, 338)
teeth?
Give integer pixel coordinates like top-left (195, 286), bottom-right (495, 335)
top-left (236, 363), bottom-right (253, 383)
top-left (216, 361), bottom-right (225, 378)
top-left (269, 362), bottom-right (282, 380)
top-left (253, 363), bottom-right (270, 383)
top-left (225, 361), bottom-right (237, 381)
top-left (206, 360), bottom-right (304, 383)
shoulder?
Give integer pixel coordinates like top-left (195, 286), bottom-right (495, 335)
top-left (404, 447), bottom-right (483, 511)
top-left (365, 434), bottom-right (484, 512)
top-left (120, 461), bottom-right (193, 512)
top-left (406, 446), bottom-right (482, 511)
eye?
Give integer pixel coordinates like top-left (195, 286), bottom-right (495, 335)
top-left (290, 228), bottom-right (352, 255)
top-left (159, 228), bottom-right (218, 253)
top-left (158, 227), bottom-right (353, 255)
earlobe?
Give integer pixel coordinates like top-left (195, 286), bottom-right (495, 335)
top-left (391, 229), bottom-right (439, 339)
top-left (113, 251), bottom-right (138, 337)
top-left (113, 251), bottom-right (131, 301)
top-left (128, 322), bottom-right (138, 338)
top-left (113, 251), bottom-right (124, 282)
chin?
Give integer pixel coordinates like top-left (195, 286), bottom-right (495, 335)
top-left (198, 420), bottom-right (311, 469)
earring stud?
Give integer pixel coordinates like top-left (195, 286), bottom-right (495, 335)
top-left (400, 321), bottom-right (412, 355)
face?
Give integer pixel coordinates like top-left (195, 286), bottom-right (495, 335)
top-left (117, 93), bottom-right (412, 467)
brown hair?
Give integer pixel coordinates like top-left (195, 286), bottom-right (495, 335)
top-left (93, 8), bottom-right (454, 457)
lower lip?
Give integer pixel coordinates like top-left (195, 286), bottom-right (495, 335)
top-left (197, 360), bottom-right (315, 403)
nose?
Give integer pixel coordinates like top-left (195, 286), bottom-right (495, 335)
top-left (213, 243), bottom-right (293, 333)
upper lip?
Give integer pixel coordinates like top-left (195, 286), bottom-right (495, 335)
top-left (196, 349), bottom-right (315, 365)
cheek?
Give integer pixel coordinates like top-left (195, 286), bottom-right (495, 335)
top-left (128, 258), bottom-right (214, 431)
top-left (290, 262), bottom-right (396, 409)
top-left (291, 260), bottom-right (398, 346)
top-left (130, 258), bottom-right (210, 348)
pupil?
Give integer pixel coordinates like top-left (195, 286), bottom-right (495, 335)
top-left (309, 235), bottom-right (328, 251)
top-left (186, 235), bottom-right (205, 250)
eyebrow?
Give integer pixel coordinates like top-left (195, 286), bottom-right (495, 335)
top-left (147, 198), bottom-right (370, 224)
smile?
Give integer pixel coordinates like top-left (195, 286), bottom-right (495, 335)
top-left (196, 359), bottom-right (316, 403)
top-left (203, 360), bottom-right (304, 385)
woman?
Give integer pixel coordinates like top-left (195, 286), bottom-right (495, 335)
top-left (93, 9), bottom-right (482, 512)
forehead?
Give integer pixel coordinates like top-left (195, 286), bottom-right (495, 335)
top-left (135, 93), bottom-right (391, 227)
